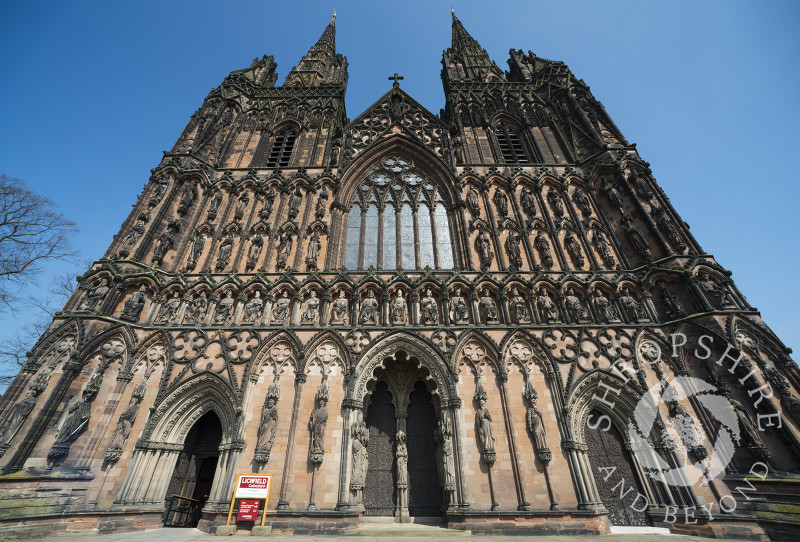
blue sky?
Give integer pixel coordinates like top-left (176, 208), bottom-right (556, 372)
top-left (0, 1), bottom-right (798, 360)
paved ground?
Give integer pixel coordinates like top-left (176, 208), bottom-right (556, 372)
top-left (23, 527), bottom-right (715, 542)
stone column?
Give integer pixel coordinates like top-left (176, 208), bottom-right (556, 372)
top-left (276, 371), bottom-right (306, 509)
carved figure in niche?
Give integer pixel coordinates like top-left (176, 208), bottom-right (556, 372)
top-left (79, 278), bottom-right (109, 312)
top-left (538, 289), bottom-right (559, 323)
top-left (452, 137), bottom-right (464, 163)
top-left (246, 233), bottom-right (263, 270)
top-left (391, 290), bottom-right (407, 324)
top-left (547, 188), bottom-right (564, 216)
top-left (396, 430), bottom-right (408, 489)
top-left (329, 289), bottom-right (349, 324)
top-left (156, 292), bottom-right (181, 324)
top-left (214, 290), bottom-right (235, 324)
top-left (255, 384), bottom-right (280, 462)
top-left (49, 374), bottom-right (102, 458)
top-left (104, 382), bottom-right (146, 462)
top-left (259, 189), bottom-right (276, 220)
top-left (523, 380), bottom-right (550, 461)
top-left (350, 411), bottom-right (369, 491)
top-left (594, 290), bottom-right (619, 322)
top-left (438, 416), bottom-right (457, 500)
top-left (659, 281), bottom-right (686, 318)
top-left (505, 230), bottom-right (523, 270)
top-left (0, 384), bottom-right (44, 447)
top-left (731, 397), bottom-right (769, 459)
top-left (520, 186), bottom-right (536, 221)
top-left (622, 216), bottom-right (651, 259)
top-left (149, 177), bottom-right (169, 207)
top-left (315, 188), bottom-right (329, 220)
top-left (620, 288), bottom-right (648, 321)
top-left (184, 292), bottom-right (208, 325)
top-left (466, 187), bottom-right (481, 218)
top-left (215, 236), bottom-right (234, 271)
top-left (698, 273), bottom-right (733, 308)
top-left (450, 287), bottom-right (469, 324)
top-left (177, 183), bottom-right (197, 215)
top-left (534, 231), bottom-right (554, 268)
top-left (301, 291), bottom-right (320, 324)
top-left (287, 189), bottom-right (302, 221)
top-left (654, 208), bottom-right (687, 252)
top-left (234, 194), bottom-right (248, 221)
top-left (564, 232), bottom-right (584, 267)
top-left (420, 288), bottom-right (438, 324)
top-left (208, 191), bottom-right (224, 219)
top-left (152, 227), bottom-right (176, 264)
top-left (242, 291), bottom-right (264, 323)
top-left (509, 287), bottom-right (529, 323)
top-left (329, 139), bottom-right (340, 167)
top-left (572, 189), bottom-right (592, 216)
top-left (121, 284), bottom-right (148, 322)
top-left (630, 173), bottom-right (653, 198)
top-left (120, 213), bottom-right (149, 256)
top-left (493, 189), bottom-right (508, 218)
top-left (607, 185), bottom-right (624, 209)
top-left (479, 289), bottom-right (499, 324)
top-left (308, 383), bottom-right (329, 463)
top-left (591, 230), bottom-right (615, 267)
top-left (664, 397), bottom-right (707, 460)
top-left (564, 288), bottom-right (590, 322)
top-left (475, 230), bottom-right (494, 270)
top-left (187, 232), bottom-right (205, 270)
top-left (276, 230), bottom-right (293, 269)
top-left (271, 291), bottom-right (291, 325)
top-left (305, 230), bottom-right (321, 270)
top-left (359, 289), bottom-right (379, 325)
top-left (474, 384), bottom-right (496, 462)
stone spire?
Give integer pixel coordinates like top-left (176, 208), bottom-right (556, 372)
top-left (284, 13), bottom-right (348, 88)
top-left (443, 10), bottom-right (505, 84)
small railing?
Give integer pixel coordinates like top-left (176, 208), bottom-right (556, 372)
top-left (164, 494), bottom-right (203, 527)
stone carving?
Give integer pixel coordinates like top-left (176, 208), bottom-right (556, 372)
top-left (731, 397), bottom-right (770, 461)
top-left (254, 379), bottom-right (281, 463)
top-left (475, 230), bottom-right (494, 270)
top-left (276, 230), bottom-right (293, 270)
top-left (391, 290), bottom-right (407, 324)
top-left (238, 291), bottom-right (262, 324)
top-left (208, 190), bottom-right (224, 219)
top-left (104, 381), bottom-right (147, 462)
top-left (49, 373), bottom-right (103, 459)
top-left (177, 183), bottom-right (197, 215)
top-left (474, 379), bottom-right (496, 464)
top-left (594, 290), bottom-right (619, 323)
top-left (564, 288), bottom-right (590, 322)
top-left (534, 231), bottom-right (554, 268)
top-left (215, 235), bottom-right (234, 271)
top-left (315, 188), bottom-right (328, 220)
top-left (620, 288), bottom-right (648, 322)
top-left (698, 273), bottom-right (733, 309)
top-left (523, 379), bottom-right (551, 464)
top-left (572, 189), bottom-right (592, 216)
top-left (479, 289), bottom-right (499, 324)
top-left (149, 177), bottom-right (169, 207)
top-left (359, 289), bottom-right (379, 325)
top-left (184, 292), bottom-right (208, 325)
top-left (420, 288), bottom-right (438, 325)
top-left (329, 289), bottom-right (349, 325)
top-left (630, 172), bottom-right (653, 198)
top-left (396, 430), bottom-right (409, 496)
top-left (246, 233), bottom-right (263, 271)
top-left (155, 292), bottom-right (181, 324)
top-left (654, 207), bottom-right (687, 253)
top-left (305, 231), bottom-right (321, 270)
top-left (259, 190), bottom-right (276, 220)
top-left (509, 287), bottom-right (529, 324)
top-left (663, 396), bottom-right (707, 460)
top-left (564, 232), bottom-right (584, 267)
top-left (504, 230), bottom-right (523, 270)
top-left (537, 289), bottom-right (559, 323)
top-left (308, 376), bottom-right (330, 464)
top-left (493, 189), bottom-right (508, 218)
top-left (79, 278), bottom-right (109, 312)
top-left (301, 291), bottom-right (320, 324)
top-left (450, 287), bottom-right (469, 324)
top-left (466, 187), bottom-right (481, 218)
top-left (659, 281), bottom-right (687, 318)
top-left (0, 377), bottom-right (48, 452)
top-left (187, 232), bottom-right (205, 270)
top-left (213, 290), bottom-right (235, 324)
top-left (271, 291), bottom-right (291, 325)
top-left (437, 416), bottom-right (457, 503)
top-left (520, 186), bottom-right (536, 222)
top-left (120, 213), bottom-right (149, 256)
top-left (547, 188), bottom-right (564, 216)
top-left (234, 194), bottom-right (248, 221)
top-left (350, 411), bottom-right (369, 492)
top-left (591, 230), bottom-right (615, 267)
top-left (121, 284), bottom-right (148, 322)
top-left (152, 220), bottom-right (180, 265)
top-left (287, 188), bottom-right (302, 221)
top-left (621, 215), bottom-right (651, 259)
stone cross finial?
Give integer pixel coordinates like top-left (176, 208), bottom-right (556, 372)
top-left (388, 73), bottom-right (404, 87)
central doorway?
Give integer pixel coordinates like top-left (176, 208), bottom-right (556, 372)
top-left (407, 380), bottom-right (442, 516)
top-left (364, 381), bottom-right (396, 516)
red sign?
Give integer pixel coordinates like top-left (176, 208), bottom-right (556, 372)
top-left (237, 499), bottom-right (260, 521)
top-left (234, 474), bottom-right (271, 498)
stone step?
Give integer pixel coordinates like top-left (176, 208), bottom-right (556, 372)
top-left (349, 519), bottom-right (471, 537)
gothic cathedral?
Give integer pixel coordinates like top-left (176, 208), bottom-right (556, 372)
top-left (0, 13), bottom-right (798, 539)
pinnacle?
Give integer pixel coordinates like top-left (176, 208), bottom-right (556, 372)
top-left (310, 13), bottom-right (336, 54)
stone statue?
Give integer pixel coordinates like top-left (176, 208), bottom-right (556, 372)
top-left (305, 231), bottom-right (321, 270)
top-left (665, 398), bottom-right (707, 460)
top-left (213, 290), bottom-right (235, 324)
top-left (359, 290), bottom-right (379, 325)
top-left (547, 188), bottom-right (564, 216)
top-left (438, 416), bottom-right (457, 498)
top-left (255, 384), bottom-right (280, 463)
top-left (594, 290), bottom-right (619, 322)
top-left (572, 189), bottom-right (592, 216)
top-left (466, 187), bottom-right (481, 218)
top-left (79, 278), bottom-right (109, 312)
top-left (564, 288), bottom-right (590, 322)
top-left (308, 384), bottom-right (329, 463)
top-left (187, 233), bottom-right (205, 270)
top-left (655, 208), bottom-right (687, 252)
top-left (520, 186), bottom-right (536, 220)
top-left (215, 236), bottom-right (234, 271)
top-left (538, 289), bottom-right (559, 323)
top-left (660, 281), bottom-right (687, 318)
top-left (350, 412), bottom-right (369, 492)
top-left (276, 230), bottom-right (293, 269)
top-left (49, 374), bottom-right (102, 459)
top-left (420, 288), bottom-right (438, 324)
top-left (475, 230), bottom-right (494, 270)
top-left (104, 382), bottom-right (146, 462)
top-left (523, 381), bottom-right (551, 463)
top-left (493, 189), bottom-right (508, 218)
top-left (731, 398), bottom-right (769, 460)
top-left (0, 385), bottom-right (43, 447)
top-left (287, 189), bottom-right (302, 221)
top-left (149, 177), bottom-right (169, 207)
top-left (620, 288), bottom-right (648, 321)
top-left (699, 273), bottom-right (733, 308)
top-left (152, 228), bottom-right (176, 265)
top-left (315, 188), bottom-right (328, 220)
top-left (391, 290), bottom-right (407, 324)
top-left (177, 183), bottom-right (197, 215)
top-left (260, 189), bottom-right (276, 220)
top-left (271, 291), bottom-right (291, 325)
top-left (509, 287), bottom-right (529, 323)
top-left (474, 384), bottom-right (496, 463)
top-left (121, 284), bottom-right (147, 322)
top-left (450, 287), bottom-right (470, 324)
top-left (156, 292), bottom-right (181, 324)
top-left (246, 233), bottom-right (262, 270)
top-left (184, 292), bottom-right (208, 325)
top-left (623, 217), bottom-right (651, 259)
top-left (234, 195), bottom-right (248, 220)
top-left (564, 232), bottom-right (584, 267)
top-left (631, 173), bottom-right (653, 198)
top-left (479, 289), bottom-right (499, 324)
top-left (591, 230), bottom-right (615, 267)
top-left (396, 430), bottom-right (408, 489)
top-left (607, 186), bottom-right (624, 209)
top-left (329, 289), bottom-right (349, 325)
top-left (505, 231), bottom-right (523, 270)
top-left (242, 291), bottom-right (264, 323)
top-left (208, 190), bottom-right (224, 219)
top-left (301, 291), bottom-right (320, 324)
top-left (534, 231), bottom-right (554, 268)
top-left (120, 214), bottom-right (148, 256)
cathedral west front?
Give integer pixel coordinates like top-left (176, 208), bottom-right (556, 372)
top-left (0, 12), bottom-right (799, 539)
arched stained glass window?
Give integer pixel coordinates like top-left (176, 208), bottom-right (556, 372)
top-left (343, 155), bottom-right (455, 270)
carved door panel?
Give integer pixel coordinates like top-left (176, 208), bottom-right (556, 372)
top-left (586, 409), bottom-right (651, 526)
top-left (407, 381), bottom-right (442, 516)
top-left (364, 381), bottom-right (396, 516)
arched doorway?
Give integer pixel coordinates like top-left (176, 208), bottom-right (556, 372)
top-left (585, 409), bottom-right (651, 526)
top-left (163, 411), bottom-right (222, 527)
top-left (407, 380), bottom-right (442, 516)
top-left (363, 381), bottom-right (397, 516)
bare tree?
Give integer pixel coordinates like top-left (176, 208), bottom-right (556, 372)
top-left (0, 174), bottom-right (77, 311)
